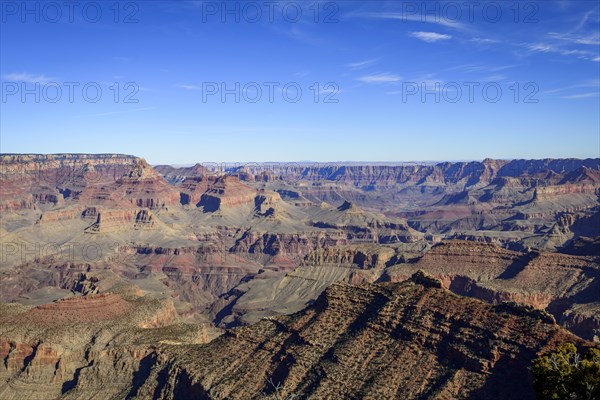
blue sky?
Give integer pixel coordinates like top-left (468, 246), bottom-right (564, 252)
top-left (1, 0), bottom-right (599, 164)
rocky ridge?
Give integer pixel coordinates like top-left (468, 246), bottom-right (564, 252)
top-left (1, 273), bottom-right (591, 399)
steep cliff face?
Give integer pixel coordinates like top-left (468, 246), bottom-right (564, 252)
top-left (0, 154), bottom-right (179, 212)
top-left (231, 231), bottom-right (349, 257)
top-left (196, 176), bottom-right (257, 212)
top-left (84, 208), bottom-right (157, 233)
top-left (77, 158), bottom-right (180, 210)
top-left (561, 236), bottom-right (600, 256)
top-left (0, 154), bottom-right (138, 178)
top-left (154, 163), bottom-right (211, 184)
top-left (177, 176), bottom-right (213, 205)
top-left (0, 154), bottom-right (138, 211)
top-left (302, 244), bottom-right (396, 269)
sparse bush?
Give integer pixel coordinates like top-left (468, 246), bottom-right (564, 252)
top-left (261, 378), bottom-right (303, 400)
top-left (532, 343), bottom-right (600, 400)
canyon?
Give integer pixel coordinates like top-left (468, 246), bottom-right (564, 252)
top-left (0, 154), bottom-right (599, 399)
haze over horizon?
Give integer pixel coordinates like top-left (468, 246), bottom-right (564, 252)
top-left (2, 153), bottom-right (600, 167)
top-left (2, 0), bottom-right (599, 163)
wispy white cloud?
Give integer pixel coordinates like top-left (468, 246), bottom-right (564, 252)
top-left (446, 64), bottom-right (516, 74)
top-left (357, 73), bottom-right (402, 83)
top-left (548, 31), bottom-right (600, 46)
top-left (174, 84), bottom-right (201, 90)
top-left (525, 42), bottom-right (599, 61)
top-left (526, 43), bottom-right (555, 52)
top-left (410, 32), bottom-right (451, 43)
top-left (522, 9), bottom-right (600, 63)
top-left (484, 74), bottom-right (507, 82)
top-left (346, 59), bottom-right (379, 70)
top-left (561, 92), bottom-right (599, 99)
top-left (573, 9), bottom-right (598, 32)
top-left (470, 37), bottom-right (501, 44)
top-left (3, 72), bottom-right (56, 84)
top-left (541, 79), bottom-right (600, 95)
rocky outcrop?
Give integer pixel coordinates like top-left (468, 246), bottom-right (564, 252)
top-left (197, 176), bottom-right (257, 212)
top-left (560, 236), bottom-right (600, 256)
top-left (36, 208), bottom-right (82, 224)
top-left (0, 154), bottom-right (137, 180)
top-left (77, 159), bottom-right (180, 210)
top-left (309, 201), bottom-right (423, 243)
top-left (0, 155), bottom-right (180, 212)
top-left (0, 154), bottom-right (137, 211)
top-left (386, 240), bottom-right (600, 341)
top-left (84, 208), bottom-right (157, 233)
top-left (142, 274), bottom-right (588, 399)
top-left (533, 183), bottom-right (599, 200)
top-left (0, 292), bottom-right (207, 399)
top-left (2, 274), bottom-right (588, 400)
top-left (232, 231), bottom-right (349, 257)
top-left (302, 244), bottom-right (396, 269)
top-left (177, 176), bottom-right (213, 205)
top-left (155, 163), bottom-right (211, 184)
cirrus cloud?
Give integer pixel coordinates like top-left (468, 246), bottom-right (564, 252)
top-left (410, 32), bottom-right (452, 43)
top-left (357, 73), bottom-right (402, 84)
top-left (3, 72), bottom-right (56, 84)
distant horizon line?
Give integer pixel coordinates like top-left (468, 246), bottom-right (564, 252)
top-left (2, 152), bottom-right (600, 166)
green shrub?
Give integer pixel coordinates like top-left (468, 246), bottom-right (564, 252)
top-left (532, 343), bottom-right (600, 400)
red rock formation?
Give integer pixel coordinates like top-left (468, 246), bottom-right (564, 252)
top-left (0, 292), bottom-right (207, 399)
top-left (16, 293), bottom-right (134, 324)
top-left (84, 208), bottom-right (157, 233)
top-left (36, 208), bottom-right (83, 224)
top-left (0, 154), bottom-right (180, 212)
top-left (77, 159), bottom-right (180, 210)
top-left (385, 240), bottom-right (600, 341)
top-left (197, 176), bottom-right (257, 211)
top-left (232, 231), bottom-right (349, 256)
